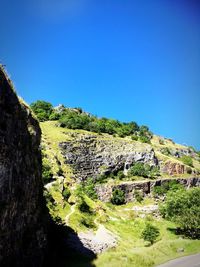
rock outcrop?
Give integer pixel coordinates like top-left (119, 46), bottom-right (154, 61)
top-left (0, 66), bottom-right (47, 266)
top-left (162, 161), bottom-right (185, 175)
top-left (95, 177), bottom-right (200, 203)
top-left (59, 134), bottom-right (158, 181)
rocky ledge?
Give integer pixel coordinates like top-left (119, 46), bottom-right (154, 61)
top-left (95, 177), bottom-right (200, 203)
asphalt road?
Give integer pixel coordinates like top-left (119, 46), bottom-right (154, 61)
top-left (157, 253), bottom-right (200, 267)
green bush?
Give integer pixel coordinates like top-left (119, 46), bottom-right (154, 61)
top-left (80, 216), bottom-right (95, 228)
top-left (139, 135), bottom-right (151, 144)
top-left (153, 180), bottom-right (183, 196)
top-left (117, 170), bottom-right (125, 180)
top-left (186, 167), bottom-right (192, 174)
top-left (134, 190), bottom-right (143, 203)
top-left (42, 161), bottom-right (53, 184)
top-left (141, 223), bottom-right (160, 245)
top-left (49, 112), bottom-right (61, 120)
top-left (78, 197), bottom-right (93, 214)
top-left (62, 188), bottom-right (71, 201)
top-left (180, 155), bottom-right (193, 167)
top-left (30, 100), bottom-right (53, 121)
top-left (83, 178), bottom-right (97, 200)
top-left (128, 162), bottom-right (159, 179)
top-left (131, 135), bottom-right (138, 141)
top-left (111, 189), bottom-right (125, 205)
top-left (160, 147), bottom-right (171, 156)
top-left (160, 187), bottom-right (200, 238)
top-left (159, 139), bottom-right (165, 145)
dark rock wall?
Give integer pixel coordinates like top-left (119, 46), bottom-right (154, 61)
top-left (0, 67), bottom-right (47, 266)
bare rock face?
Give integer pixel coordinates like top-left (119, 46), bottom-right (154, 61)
top-left (0, 67), bottom-right (47, 266)
top-left (95, 177), bottom-right (200, 203)
top-left (162, 161), bottom-right (185, 175)
top-left (59, 134), bottom-right (158, 181)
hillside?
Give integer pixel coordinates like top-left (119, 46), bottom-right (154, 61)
top-left (33, 100), bottom-right (200, 267)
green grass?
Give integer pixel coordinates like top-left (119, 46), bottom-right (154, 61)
top-left (41, 121), bottom-right (200, 267)
top-left (93, 216), bottom-right (200, 267)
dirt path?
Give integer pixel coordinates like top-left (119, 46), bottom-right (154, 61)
top-left (65, 204), bottom-right (76, 225)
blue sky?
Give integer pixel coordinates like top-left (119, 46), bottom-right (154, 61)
top-left (0, 0), bottom-right (200, 149)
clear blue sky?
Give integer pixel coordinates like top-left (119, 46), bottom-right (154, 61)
top-left (1, 0), bottom-right (200, 149)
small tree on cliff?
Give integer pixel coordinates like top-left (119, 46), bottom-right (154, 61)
top-left (30, 100), bottom-right (53, 121)
top-left (141, 223), bottom-right (160, 245)
top-left (111, 189), bottom-right (125, 205)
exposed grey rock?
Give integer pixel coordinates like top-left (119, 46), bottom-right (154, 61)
top-left (0, 66), bottom-right (47, 266)
top-left (59, 134), bottom-right (158, 181)
top-left (95, 177), bottom-right (200, 203)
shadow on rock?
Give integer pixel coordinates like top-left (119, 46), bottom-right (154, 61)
top-left (44, 219), bottom-right (97, 267)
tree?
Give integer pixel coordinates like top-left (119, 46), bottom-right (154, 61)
top-left (141, 223), bottom-right (160, 245)
top-left (128, 162), bottom-right (159, 179)
top-left (83, 178), bottom-right (97, 200)
top-left (30, 100), bottom-right (53, 121)
top-left (111, 189), bottom-right (125, 205)
top-left (160, 187), bottom-right (200, 238)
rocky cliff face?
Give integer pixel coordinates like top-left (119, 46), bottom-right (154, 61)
top-left (0, 67), bottom-right (47, 266)
top-left (95, 177), bottom-right (200, 203)
top-left (59, 133), bottom-right (158, 181)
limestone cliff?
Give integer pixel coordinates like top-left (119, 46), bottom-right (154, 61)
top-left (0, 66), bottom-right (47, 266)
top-left (59, 133), bottom-right (158, 181)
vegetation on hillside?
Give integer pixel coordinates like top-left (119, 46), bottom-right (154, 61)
top-left (160, 187), bottom-right (200, 238)
top-left (38, 111), bottom-right (200, 267)
top-left (128, 162), bottom-right (160, 179)
top-left (30, 100), bottom-right (152, 142)
top-left (141, 223), bottom-right (160, 245)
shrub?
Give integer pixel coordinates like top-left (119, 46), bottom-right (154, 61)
top-left (128, 162), bottom-right (159, 179)
top-left (111, 189), bottom-right (125, 205)
top-left (131, 135), bottom-right (138, 141)
top-left (42, 160), bottom-right (53, 184)
top-left (49, 112), bottom-right (61, 120)
top-left (134, 190), bottom-right (143, 203)
top-left (83, 178), bottom-right (97, 200)
top-left (160, 187), bottom-right (200, 238)
top-left (160, 147), bottom-right (171, 156)
top-left (180, 155), bottom-right (193, 167)
top-left (153, 180), bottom-right (183, 196)
top-left (80, 217), bottom-right (95, 228)
top-left (129, 162), bottom-right (149, 177)
top-left (141, 223), bottom-right (160, 245)
top-left (30, 100), bottom-right (53, 121)
top-left (186, 167), bottom-right (192, 174)
top-left (159, 139), bottom-right (165, 145)
top-left (78, 197), bottom-right (93, 214)
top-left (62, 188), bottom-right (71, 201)
top-left (117, 170), bottom-right (125, 180)
top-left (139, 135), bottom-right (151, 144)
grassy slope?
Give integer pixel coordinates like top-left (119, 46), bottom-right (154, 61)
top-left (93, 203), bottom-right (200, 267)
top-left (41, 121), bottom-right (200, 267)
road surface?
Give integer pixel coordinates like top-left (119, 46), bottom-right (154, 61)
top-left (157, 253), bottom-right (200, 267)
